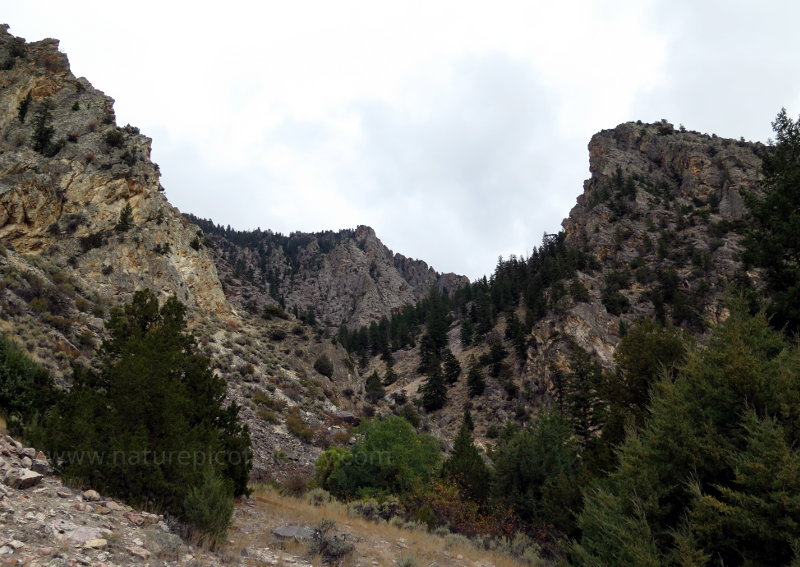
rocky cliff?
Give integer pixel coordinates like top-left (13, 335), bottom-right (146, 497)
top-left (530, 121), bottom-right (762, 373)
top-left (356, 120), bottom-right (767, 442)
top-left (0, 27), bottom-right (356, 482)
top-left (0, 26), bottom-right (227, 316)
top-left (188, 217), bottom-right (470, 329)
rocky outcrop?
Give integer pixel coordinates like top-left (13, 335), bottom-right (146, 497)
top-left (0, 25), bottom-right (227, 316)
top-left (190, 218), bottom-right (469, 328)
top-left (522, 121), bottom-right (764, 397)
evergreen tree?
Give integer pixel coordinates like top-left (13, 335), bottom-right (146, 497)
top-left (572, 304), bottom-right (800, 566)
top-left (743, 108), bottom-right (800, 334)
top-left (365, 370), bottom-right (385, 403)
top-left (442, 349), bottom-right (461, 384)
top-left (30, 99), bottom-right (62, 156)
top-left (467, 366), bottom-right (485, 397)
top-left (442, 409), bottom-right (491, 502)
top-left (563, 347), bottom-right (606, 449)
top-left (420, 365), bottom-right (447, 412)
top-left (115, 202), bottom-right (133, 232)
top-left (0, 333), bottom-right (58, 435)
top-left (33, 290), bottom-right (252, 528)
top-left (601, 320), bottom-right (688, 447)
top-left (492, 411), bottom-right (583, 535)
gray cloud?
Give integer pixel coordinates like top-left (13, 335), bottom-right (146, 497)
top-left (634, 1), bottom-right (800, 142)
top-left (343, 54), bottom-right (571, 278)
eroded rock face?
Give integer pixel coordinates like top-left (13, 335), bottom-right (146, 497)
top-left (191, 219), bottom-right (470, 328)
top-left (522, 121), bottom-right (764, 391)
top-left (0, 25), bottom-right (228, 316)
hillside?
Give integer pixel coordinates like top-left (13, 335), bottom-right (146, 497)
top-left (343, 120), bottom-right (765, 443)
top-left (2, 22), bottom-right (792, 567)
top-left (0, 25), bottom-right (363, 484)
top-left (186, 216), bottom-right (469, 329)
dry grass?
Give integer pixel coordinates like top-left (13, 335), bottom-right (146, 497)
top-left (224, 485), bottom-right (537, 567)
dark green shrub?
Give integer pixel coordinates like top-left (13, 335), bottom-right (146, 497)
top-left (30, 291), bottom-right (252, 520)
top-left (601, 289), bottom-right (629, 315)
top-left (263, 304), bottom-right (289, 320)
top-left (569, 279), bottom-right (590, 302)
top-left (80, 231), bottom-right (105, 252)
top-left (313, 354), bottom-right (334, 378)
top-left (104, 129), bottom-right (124, 148)
top-left (0, 333), bottom-right (58, 435)
top-left (365, 371), bottom-right (385, 403)
top-left (183, 467), bottom-right (234, 549)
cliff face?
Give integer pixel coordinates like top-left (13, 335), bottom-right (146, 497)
top-left (0, 26), bottom-right (227, 317)
top-left (524, 121), bottom-right (763, 400)
top-left (189, 218), bottom-right (470, 329)
top-left (357, 121), bottom-right (767, 443)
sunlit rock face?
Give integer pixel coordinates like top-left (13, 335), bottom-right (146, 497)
top-left (0, 25), bottom-right (228, 315)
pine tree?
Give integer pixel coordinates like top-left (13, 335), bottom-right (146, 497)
top-left (466, 366), bottom-right (485, 397)
top-left (442, 409), bottom-right (491, 502)
top-left (743, 108), bottom-right (800, 334)
top-left (115, 202), bottom-right (133, 232)
top-left (492, 411), bottom-right (583, 535)
top-left (442, 349), bottom-right (461, 384)
top-left (365, 370), bottom-right (385, 403)
top-left (420, 365), bottom-right (447, 412)
top-left (572, 303), bottom-right (800, 566)
top-left (33, 290), bottom-right (252, 526)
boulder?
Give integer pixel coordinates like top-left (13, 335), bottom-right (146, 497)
top-left (142, 529), bottom-right (182, 560)
top-left (4, 468), bottom-right (43, 489)
top-left (50, 519), bottom-right (111, 544)
top-left (82, 489), bottom-right (101, 501)
top-left (272, 525), bottom-right (315, 541)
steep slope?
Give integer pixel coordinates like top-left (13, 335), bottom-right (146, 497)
top-left (0, 26), bottom-right (358, 482)
top-left (525, 120), bottom-right (763, 390)
top-left (348, 120), bottom-right (766, 442)
top-left (187, 216), bottom-right (469, 328)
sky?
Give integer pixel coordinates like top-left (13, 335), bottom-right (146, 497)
top-left (6, 1), bottom-right (800, 280)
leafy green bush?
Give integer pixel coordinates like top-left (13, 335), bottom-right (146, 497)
top-left (322, 416), bottom-right (440, 499)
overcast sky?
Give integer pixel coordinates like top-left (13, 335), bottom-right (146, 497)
top-left (6, 1), bottom-right (800, 280)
